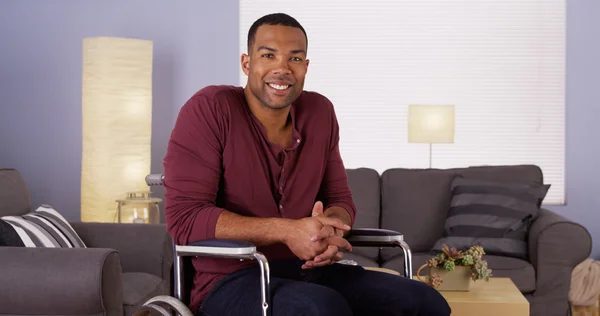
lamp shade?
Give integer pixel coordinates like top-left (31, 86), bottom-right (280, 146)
top-left (81, 37), bottom-right (153, 222)
top-left (408, 105), bottom-right (455, 144)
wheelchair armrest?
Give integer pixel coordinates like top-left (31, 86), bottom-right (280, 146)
top-left (175, 239), bottom-right (257, 260)
top-left (172, 239), bottom-right (271, 315)
top-left (347, 228), bottom-right (405, 247)
top-left (347, 228), bottom-right (413, 279)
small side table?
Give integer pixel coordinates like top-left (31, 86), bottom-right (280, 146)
top-left (116, 191), bottom-right (162, 224)
top-left (417, 277), bottom-right (529, 316)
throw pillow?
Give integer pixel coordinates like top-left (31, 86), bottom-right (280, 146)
top-left (432, 177), bottom-right (550, 259)
top-left (0, 205), bottom-right (86, 248)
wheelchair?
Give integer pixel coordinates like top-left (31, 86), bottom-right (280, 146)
top-left (136, 174), bottom-right (413, 316)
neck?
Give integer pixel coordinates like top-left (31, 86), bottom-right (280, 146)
top-left (244, 87), bottom-right (291, 132)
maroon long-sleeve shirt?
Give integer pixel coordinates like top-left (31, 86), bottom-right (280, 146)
top-left (163, 85), bottom-right (357, 311)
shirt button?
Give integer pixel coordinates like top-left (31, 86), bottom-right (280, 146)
top-left (279, 205), bottom-right (283, 209)
top-left (296, 139), bottom-right (301, 143)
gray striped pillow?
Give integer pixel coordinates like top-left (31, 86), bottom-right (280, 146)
top-left (0, 205), bottom-right (86, 248)
top-left (432, 177), bottom-right (550, 259)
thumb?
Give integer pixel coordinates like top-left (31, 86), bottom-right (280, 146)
top-left (312, 201), bottom-right (324, 217)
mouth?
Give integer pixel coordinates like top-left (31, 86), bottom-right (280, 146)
top-left (266, 82), bottom-right (293, 95)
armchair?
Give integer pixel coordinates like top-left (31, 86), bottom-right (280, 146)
top-left (0, 168), bottom-right (172, 316)
top-left (136, 174), bottom-right (414, 316)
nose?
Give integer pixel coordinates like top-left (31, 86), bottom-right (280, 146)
top-left (271, 58), bottom-right (292, 75)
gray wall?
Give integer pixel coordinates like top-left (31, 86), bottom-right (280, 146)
top-left (0, 1), bottom-right (598, 258)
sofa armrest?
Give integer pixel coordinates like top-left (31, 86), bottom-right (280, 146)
top-left (527, 208), bottom-right (591, 309)
top-left (529, 208), bottom-right (591, 270)
top-left (71, 222), bottom-right (172, 281)
top-left (0, 247), bottom-right (123, 316)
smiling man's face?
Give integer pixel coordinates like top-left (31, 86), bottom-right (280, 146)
top-left (242, 24), bottom-right (309, 110)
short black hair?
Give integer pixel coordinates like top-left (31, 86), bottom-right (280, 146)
top-left (247, 13), bottom-right (308, 53)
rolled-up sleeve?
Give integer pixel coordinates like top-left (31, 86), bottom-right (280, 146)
top-left (318, 103), bottom-right (357, 225)
top-left (163, 93), bottom-right (228, 245)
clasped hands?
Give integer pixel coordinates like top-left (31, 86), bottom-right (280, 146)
top-left (285, 201), bottom-right (352, 270)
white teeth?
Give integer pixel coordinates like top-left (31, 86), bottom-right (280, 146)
top-left (268, 83), bottom-right (289, 90)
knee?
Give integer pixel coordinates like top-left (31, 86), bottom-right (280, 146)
top-left (309, 291), bottom-right (353, 316)
top-left (415, 282), bottom-right (451, 316)
top-left (383, 280), bottom-right (451, 316)
top-left (286, 290), bottom-right (352, 316)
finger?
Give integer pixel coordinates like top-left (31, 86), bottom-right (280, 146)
top-left (311, 225), bottom-right (335, 242)
top-left (318, 217), bottom-right (351, 232)
top-left (333, 227), bottom-right (344, 238)
top-left (325, 236), bottom-right (352, 252)
top-left (332, 251), bottom-right (344, 261)
top-left (302, 260), bottom-right (317, 269)
top-left (313, 259), bottom-right (333, 268)
top-left (302, 261), bottom-right (318, 269)
top-left (314, 245), bottom-right (339, 263)
top-left (306, 250), bottom-right (344, 268)
top-left (311, 201), bottom-right (324, 217)
top-left (302, 259), bottom-right (333, 269)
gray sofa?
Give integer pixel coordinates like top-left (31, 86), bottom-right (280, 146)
top-left (0, 168), bottom-right (173, 316)
top-left (344, 165), bottom-right (592, 316)
top-left (1, 165), bottom-right (591, 315)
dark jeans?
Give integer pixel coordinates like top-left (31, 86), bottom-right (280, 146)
top-left (196, 259), bottom-right (451, 316)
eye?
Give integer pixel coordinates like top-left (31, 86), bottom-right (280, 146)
top-left (290, 56), bottom-right (303, 62)
top-left (261, 53), bottom-right (274, 59)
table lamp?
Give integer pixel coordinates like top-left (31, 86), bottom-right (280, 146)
top-left (408, 105), bottom-right (455, 168)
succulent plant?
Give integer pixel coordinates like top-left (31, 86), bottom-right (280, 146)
top-left (430, 274), bottom-right (444, 288)
top-left (443, 260), bottom-right (455, 271)
top-left (425, 244), bottom-right (493, 286)
top-left (462, 254), bottom-right (474, 266)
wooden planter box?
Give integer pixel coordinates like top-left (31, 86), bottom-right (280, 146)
top-left (430, 266), bottom-right (473, 291)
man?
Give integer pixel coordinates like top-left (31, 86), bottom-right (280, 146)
top-left (163, 12), bottom-right (451, 316)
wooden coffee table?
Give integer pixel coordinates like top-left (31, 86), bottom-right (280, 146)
top-left (418, 277), bottom-right (529, 316)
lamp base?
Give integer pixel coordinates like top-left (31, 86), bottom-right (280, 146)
top-left (429, 143), bottom-right (433, 169)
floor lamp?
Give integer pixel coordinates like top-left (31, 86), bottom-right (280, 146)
top-left (407, 105), bottom-right (455, 168)
top-left (81, 37), bottom-right (154, 222)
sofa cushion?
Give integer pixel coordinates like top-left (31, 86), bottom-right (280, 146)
top-left (0, 205), bottom-right (86, 248)
top-left (380, 165), bottom-right (544, 261)
top-left (484, 255), bottom-right (536, 293)
top-left (381, 253), bottom-right (536, 293)
top-left (123, 272), bottom-right (169, 315)
top-left (433, 177), bottom-right (549, 259)
top-left (380, 168), bottom-right (457, 257)
top-left (459, 165), bottom-right (544, 185)
top-left (346, 168), bottom-right (381, 262)
top-left (0, 168), bottom-right (31, 217)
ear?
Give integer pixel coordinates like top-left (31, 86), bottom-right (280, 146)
top-left (241, 53), bottom-right (250, 76)
top-left (305, 59), bottom-right (310, 71)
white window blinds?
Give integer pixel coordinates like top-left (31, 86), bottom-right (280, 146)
top-left (239, 0), bottom-right (566, 204)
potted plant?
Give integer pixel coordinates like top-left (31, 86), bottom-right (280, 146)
top-left (416, 244), bottom-right (493, 291)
